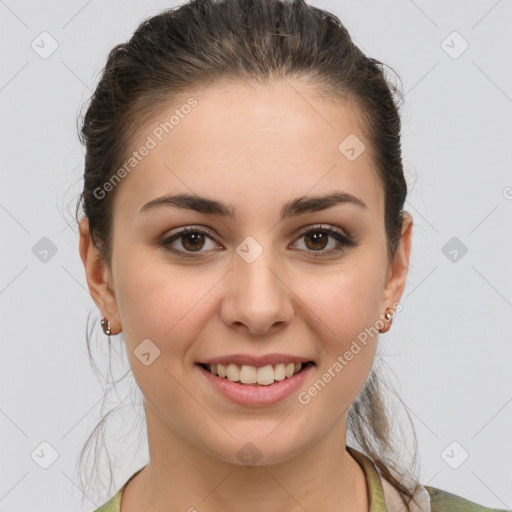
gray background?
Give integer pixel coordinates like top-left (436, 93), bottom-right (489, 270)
top-left (1, 0), bottom-right (511, 510)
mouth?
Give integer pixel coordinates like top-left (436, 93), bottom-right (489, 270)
top-left (197, 361), bottom-right (315, 386)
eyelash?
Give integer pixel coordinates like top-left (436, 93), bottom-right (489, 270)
top-left (159, 224), bottom-right (356, 259)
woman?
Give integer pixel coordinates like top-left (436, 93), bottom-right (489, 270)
top-left (76, 0), bottom-right (510, 511)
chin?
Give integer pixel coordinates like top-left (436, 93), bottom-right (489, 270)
top-left (200, 429), bottom-right (310, 468)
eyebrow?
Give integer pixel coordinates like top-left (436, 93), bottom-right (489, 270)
top-left (140, 191), bottom-right (368, 220)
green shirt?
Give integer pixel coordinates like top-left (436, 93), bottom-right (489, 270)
top-left (92, 447), bottom-right (510, 512)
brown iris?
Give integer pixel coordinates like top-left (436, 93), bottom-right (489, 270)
top-left (181, 232), bottom-right (206, 251)
top-left (303, 231), bottom-right (328, 251)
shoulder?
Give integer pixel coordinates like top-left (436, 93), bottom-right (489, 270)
top-left (91, 466), bottom-right (144, 511)
top-left (90, 489), bottom-right (122, 512)
top-left (425, 486), bottom-right (511, 512)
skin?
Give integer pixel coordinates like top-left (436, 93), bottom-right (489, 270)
top-left (79, 79), bottom-right (413, 512)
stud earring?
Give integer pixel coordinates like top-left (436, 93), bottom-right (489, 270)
top-left (378, 307), bottom-right (394, 334)
top-left (101, 316), bottom-right (111, 337)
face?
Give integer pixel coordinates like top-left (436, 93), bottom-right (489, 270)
top-left (80, 79), bottom-right (412, 467)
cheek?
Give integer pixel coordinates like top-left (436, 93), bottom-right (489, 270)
top-left (296, 269), bottom-right (382, 419)
top-left (114, 251), bottom-right (215, 351)
top-left (112, 255), bottom-right (209, 407)
top-left (300, 261), bottom-right (384, 346)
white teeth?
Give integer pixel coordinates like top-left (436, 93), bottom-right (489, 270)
top-left (226, 363), bottom-right (240, 382)
top-left (207, 362), bottom-right (305, 385)
top-left (256, 365), bottom-right (275, 386)
top-left (240, 365), bottom-right (257, 384)
top-left (274, 363), bottom-right (286, 381)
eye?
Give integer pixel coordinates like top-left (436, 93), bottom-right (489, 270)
top-left (159, 224), bottom-right (355, 258)
top-left (292, 224), bottom-right (355, 257)
top-left (160, 226), bottom-right (219, 256)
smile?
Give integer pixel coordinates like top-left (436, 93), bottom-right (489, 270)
top-left (200, 361), bottom-right (314, 386)
top-left (196, 361), bottom-right (315, 407)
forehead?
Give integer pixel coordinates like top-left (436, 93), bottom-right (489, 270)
top-left (112, 79), bottom-right (383, 222)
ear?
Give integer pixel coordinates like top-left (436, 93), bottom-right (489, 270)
top-left (381, 211), bottom-right (413, 312)
top-left (79, 217), bottom-right (122, 334)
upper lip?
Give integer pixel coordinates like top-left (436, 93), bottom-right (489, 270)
top-left (199, 353), bottom-right (314, 368)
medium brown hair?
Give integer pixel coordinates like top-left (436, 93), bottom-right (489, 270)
top-left (75, 0), bottom-right (421, 508)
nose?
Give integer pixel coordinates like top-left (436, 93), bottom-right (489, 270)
top-left (220, 245), bottom-right (294, 336)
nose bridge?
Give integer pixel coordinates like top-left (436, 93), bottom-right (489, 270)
top-left (222, 233), bottom-right (293, 333)
top-left (234, 233), bottom-right (283, 300)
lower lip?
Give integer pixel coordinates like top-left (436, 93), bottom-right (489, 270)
top-left (197, 363), bottom-right (314, 407)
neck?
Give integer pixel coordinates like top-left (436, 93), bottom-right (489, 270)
top-left (121, 407), bottom-right (369, 512)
